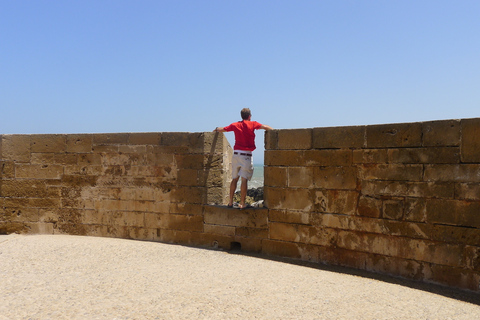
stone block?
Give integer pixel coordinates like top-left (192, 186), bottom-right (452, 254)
top-left (404, 198), bottom-right (426, 222)
top-left (275, 188), bottom-right (313, 212)
top-left (383, 198), bottom-right (404, 220)
top-left (387, 147), bottom-right (460, 164)
top-left (119, 145), bottom-right (147, 154)
top-left (66, 134), bottom-right (93, 153)
top-left (424, 164), bottom-right (480, 182)
top-left (304, 149), bottom-right (353, 166)
top-left (145, 152), bottom-right (175, 166)
top-left (235, 227), bottom-right (268, 239)
top-left (177, 169), bottom-right (201, 187)
top-left (264, 166), bottom-right (287, 187)
top-left (288, 167), bottom-right (313, 188)
top-left (31, 134), bottom-right (66, 153)
top-left (204, 205), bottom-right (268, 228)
top-left (422, 119), bottom-right (460, 147)
top-left (357, 196), bottom-right (382, 218)
top-left (145, 212), bottom-right (164, 228)
top-left (1, 180), bottom-right (60, 198)
top-left (426, 264), bottom-right (480, 292)
top-left (1, 135), bottom-right (31, 162)
top-left (262, 239), bottom-right (302, 259)
top-left (265, 150), bottom-right (304, 166)
top-left (204, 132), bottom-right (230, 154)
top-left (314, 190), bottom-right (358, 215)
top-left (455, 183), bottom-right (480, 200)
top-left (124, 211), bottom-right (145, 227)
top-left (176, 154), bottom-right (205, 170)
top-left (269, 209), bottom-right (310, 225)
top-left (461, 118), bottom-right (480, 162)
top-left (171, 186), bottom-right (204, 204)
top-left (360, 180), bottom-right (454, 199)
top-left (1, 161), bottom-right (15, 178)
top-left (366, 122), bottom-right (422, 148)
top-left (15, 164), bottom-right (63, 179)
top-left (93, 133), bottom-right (129, 145)
top-left (162, 132), bottom-right (203, 152)
top-left (92, 145), bottom-right (119, 153)
top-left (353, 149), bottom-right (388, 164)
top-left (277, 128), bottom-right (312, 150)
top-left (426, 199), bottom-right (480, 228)
top-left (359, 164), bottom-right (423, 181)
top-left (264, 130), bottom-right (278, 150)
top-left (365, 255), bottom-right (424, 281)
top-left (78, 153), bottom-right (102, 165)
top-left (128, 132), bottom-right (162, 145)
top-left (313, 125), bottom-right (365, 149)
top-left (204, 224), bottom-right (235, 236)
top-left (314, 166), bottom-right (357, 190)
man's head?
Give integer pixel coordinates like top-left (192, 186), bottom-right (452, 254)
top-left (241, 108), bottom-right (251, 120)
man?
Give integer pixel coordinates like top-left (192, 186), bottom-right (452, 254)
top-left (214, 108), bottom-right (273, 208)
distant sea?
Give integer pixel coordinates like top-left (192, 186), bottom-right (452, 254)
top-left (250, 164), bottom-right (264, 189)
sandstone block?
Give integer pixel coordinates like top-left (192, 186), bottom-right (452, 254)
top-left (313, 125), bottom-right (365, 149)
top-left (269, 209), bottom-right (310, 225)
top-left (92, 145), bottom-right (119, 153)
top-left (1, 135), bottom-right (31, 162)
top-left (1, 180), bottom-right (60, 198)
top-left (365, 255), bottom-right (424, 281)
top-left (176, 154), bottom-right (205, 170)
top-left (314, 190), bottom-right (358, 215)
top-left (66, 134), bottom-right (93, 153)
top-left (404, 198), bottom-right (426, 222)
top-left (455, 183), bottom-right (480, 200)
top-left (128, 132), bottom-right (162, 145)
top-left (366, 122), bottom-right (422, 148)
top-left (304, 149), bottom-right (353, 166)
top-left (426, 264), bottom-right (480, 292)
top-left (277, 128), bottom-right (312, 150)
top-left (288, 167), bottom-right (313, 188)
top-left (422, 119), bottom-right (460, 147)
top-left (387, 147), bottom-right (460, 164)
top-left (424, 164), bottom-right (480, 182)
top-left (15, 164), bottom-right (63, 179)
top-left (264, 130), bottom-right (278, 150)
top-left (161, 214), bottom-right (204, 232)
top-left (426, 199), bottom-right (480, 228)
top-left (314, 166), bottom-right (357, 190)
top-left (353, 149), bottom-right (388, 164)
top-left (361, 180), bottom-right (454, 199)
top-left (272, 188), bottom-right (312, 212)
top-left (264, 166), bottom-right (287, 187)
top-left (461, 118), bottom-right (480, 162)
top-left (383, 198), bottom-right (404, 220)
top-left (93, 133), bottom-right (129, 145)
top-left (359, 164), bottom-right (423, 181)
top-left (235, 227), bottom-right (268, 239)
top-left (177, 169), bottom-right (201, 186)
top-left (265, 150), bottom-right (304, 166)
top-left (31, 134), bottom-right (66, 153)
top-left (262, 239), bottom-right (302, 259)
top-left (119, 145), bottom-right (147, 154)
top-left (204, 224), bottom-right (235, 236)
top-left (1, 161), bottom-right (15, 178)
top-left (357, 196), bottom-right (382, 218)
top-left (204, 205), bottom-right (268, 228)
top-left (124, 211), bottom-right (145, 227)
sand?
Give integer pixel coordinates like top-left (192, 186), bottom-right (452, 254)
top-left (0, 234), bottom-right (479, 319)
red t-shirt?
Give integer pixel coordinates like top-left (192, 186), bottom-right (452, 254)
top-left (223, 120), bottom-right (263, 151)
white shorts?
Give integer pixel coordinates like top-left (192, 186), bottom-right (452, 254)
top-left (232, 150), bottom-right (254, 180)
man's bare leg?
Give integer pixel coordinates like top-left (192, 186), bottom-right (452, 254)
top-left (228, 177), bottom-right (239, 206)
top-left (239, 177), bottom-right (248, 208)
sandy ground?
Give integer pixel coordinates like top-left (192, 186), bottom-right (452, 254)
top-left (0, 234), bottom-right (479, 320)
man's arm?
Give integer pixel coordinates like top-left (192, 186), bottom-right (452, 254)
top-left (260, 124), bottom-right (273, 130)
top-left (213, 127), bottom-right (226, 132)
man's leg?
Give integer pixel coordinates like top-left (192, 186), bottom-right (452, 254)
top-left (239, 177), bottom-right (248, 208)
top-left (228, 177), bottom-right (239, 206)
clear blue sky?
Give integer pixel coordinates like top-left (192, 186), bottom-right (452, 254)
top-left (1, 1), bottom-right (479, 163)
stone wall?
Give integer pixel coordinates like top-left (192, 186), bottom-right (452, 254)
top-left (0, 132), bottom-right (232, 243)
top-left (1, 118), bottom-right (480, 292)
top-left (263, 118), bottom-right (480, 292)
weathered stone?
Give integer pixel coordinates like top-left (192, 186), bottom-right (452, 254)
top-left (264, 166), bottom-right (287, 187)
top-left (1, 135), bottom-right (31, 162)
top-left (422, 119), bottom-right (460, 147)
top-left (314, 190), bottom-right (358, 215)
top-left (304, 149), bottom-right (352, 166)
top-left (387, 147), bottom-right (460, 164)
top-left (313, 125), bottom-right (365, 149)
top-left (359, 164), bottom-right (423, 181)
top-left (461, 118), bottom-right (480, 162)
top-left (424, 164), bottom-right (480, 182)
top-left (277, 128), bottom-right (312, 150)
top-left (314, 166), bottom-right (357, 190)
top-left (366, 122), bottom-right (422, 148)
top-left (288, 167), bottom-right (313, 188)
top-left (128, 132), bottom-right (162, 145)
top-left (31, 134), bottom-right (66, 153)
top-left (66, 134), bottom-right (93, 153)
top-left (353, 149), bottom-right (388, 164)
top-left (426, 199), bottom-right (480, 228)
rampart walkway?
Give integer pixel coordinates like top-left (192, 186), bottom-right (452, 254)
top-left (1, 235), bottom-right (479, 319)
